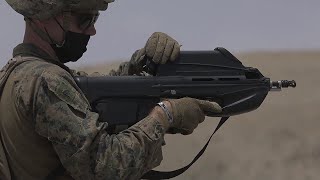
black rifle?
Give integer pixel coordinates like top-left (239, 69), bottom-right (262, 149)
top-left (74, 47), bottom-right (296, 179)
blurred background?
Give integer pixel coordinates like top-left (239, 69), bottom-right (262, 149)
top-left (1, 0), bottom-right (320, 179)
top-left (1, 0), bottom-right (320, 67)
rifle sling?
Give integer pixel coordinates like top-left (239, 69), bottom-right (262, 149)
top-left (142, 117), bottom-right (229, 179)
top-left (46, 117), bottom-right (229, 180)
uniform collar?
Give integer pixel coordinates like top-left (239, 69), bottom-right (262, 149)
top-left (12, 43), bottom-right (71, 73)
top-left (13, 43), bottom-right (60, 63)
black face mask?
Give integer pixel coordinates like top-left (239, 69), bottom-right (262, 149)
top-left (51, 31), bottom-right (90, 63)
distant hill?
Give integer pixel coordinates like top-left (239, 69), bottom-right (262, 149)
top-left (75, 60), bottom-right (123, 75)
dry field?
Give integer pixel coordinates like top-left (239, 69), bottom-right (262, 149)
top-left (77, 51), bottom-right (320, 180)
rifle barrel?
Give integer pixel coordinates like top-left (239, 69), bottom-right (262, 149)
top-left (270, 80), bottom-right (296, 91)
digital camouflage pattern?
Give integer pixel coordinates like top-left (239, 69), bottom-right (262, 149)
top-left (0, 44), bottom-right (165, 180)
top-left (5, 0), bottom-right (114, 20)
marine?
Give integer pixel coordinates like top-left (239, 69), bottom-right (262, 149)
top-left (0, 0), bottom-right (222, 179)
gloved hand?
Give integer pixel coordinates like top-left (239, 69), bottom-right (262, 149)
top-left (163, 98), bottom-right (222, 135)
top-left (128, 32), bottom-right (181, 75)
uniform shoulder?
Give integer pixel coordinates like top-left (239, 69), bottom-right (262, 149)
top-left (34, 60), bottom-right (71, 77)
top-left (34, 61), bottom-right (89, 113)
top-left (11, 58), bottom-right (79, 102)
top-left (12, 57), bottom-right (71, 79)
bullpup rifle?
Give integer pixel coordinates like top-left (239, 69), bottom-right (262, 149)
top-left (74, 47), bottom-right (296, 179)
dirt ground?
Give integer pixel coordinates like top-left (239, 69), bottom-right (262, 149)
top-left (78, 51), bottom-right (320, 180)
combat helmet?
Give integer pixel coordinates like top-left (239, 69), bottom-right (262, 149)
top-left (5, 0), bottom-right (115, 44)
top-left (5, 0), bottom-right (115, 20)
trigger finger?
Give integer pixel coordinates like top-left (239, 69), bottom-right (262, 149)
top-left (197, 100), bottom-right (222, 113)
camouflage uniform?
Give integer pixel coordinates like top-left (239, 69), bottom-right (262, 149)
top-left (0, 43), bottom-right (165, 180)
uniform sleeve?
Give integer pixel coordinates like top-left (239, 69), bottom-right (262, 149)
top-left (33, 67), bottom-right (165, 180)
top-left (108, 61), bottom-right (132, 76)
top-left (70, 49), bottom-right (146, 77)
top-left (109, 48), bottom-right (147, 76)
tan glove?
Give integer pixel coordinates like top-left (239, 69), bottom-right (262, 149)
top-left (164, 98), bottom-right (222, 135)
top-left (145, 32), bottom-right (180, 64)
top-left (128, 32), bottom-right (181, 75)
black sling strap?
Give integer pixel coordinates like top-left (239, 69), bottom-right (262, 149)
top-left (46, 117), bottom-right (229, 180)
top-left (142, 117), bottom-right (229, 179)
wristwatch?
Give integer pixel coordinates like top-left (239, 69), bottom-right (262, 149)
top-left (157, 102), bottom-right (173, 124)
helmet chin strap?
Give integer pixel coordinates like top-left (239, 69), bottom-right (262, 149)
top-left (25, 17), bottom-right (57, 45)
top-left (24, 12), bottom-right (72, 47)
top-left (52, 18), bottom-right (67, 47)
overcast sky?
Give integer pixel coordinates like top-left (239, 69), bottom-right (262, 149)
top-left (0, 0), bottom-right (319, 68)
